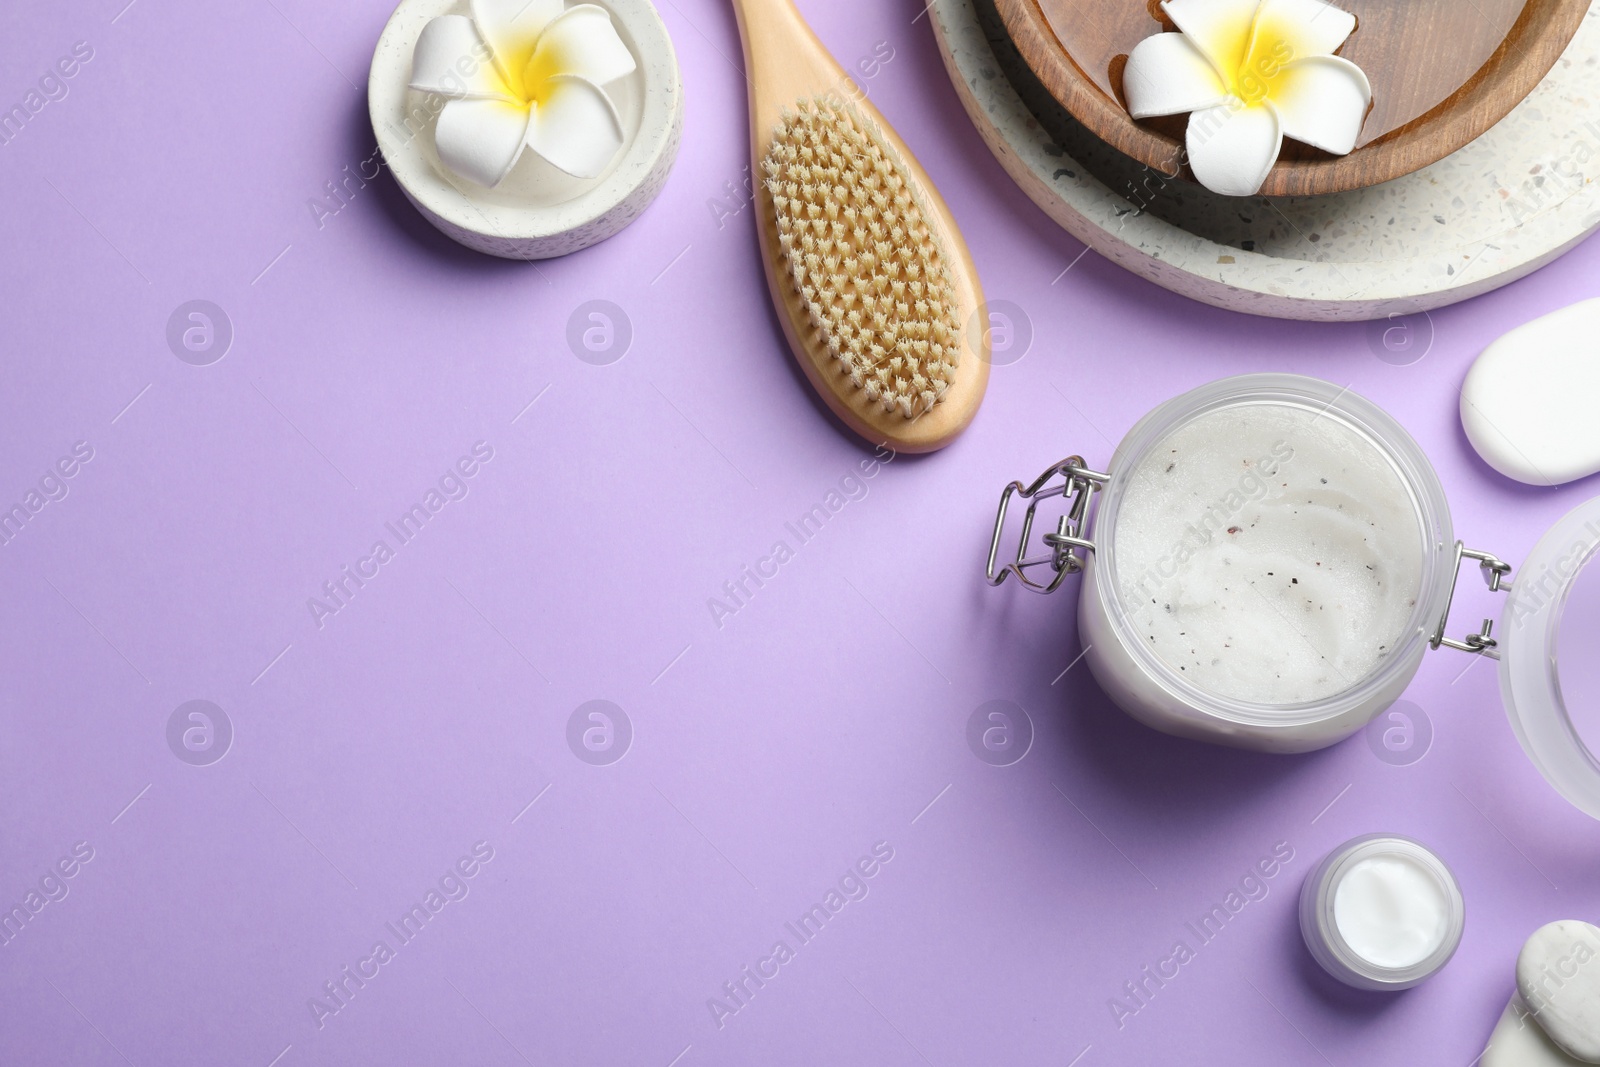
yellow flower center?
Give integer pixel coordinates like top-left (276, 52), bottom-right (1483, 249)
top-left (483, 31), bottom-right (539, 106)
top-left (520, 38), bottom-right (570, 108)
top-left (1230, 15), bottom-right (1297, 106)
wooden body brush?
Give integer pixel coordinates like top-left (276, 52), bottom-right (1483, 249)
top-left (730, 0), bottom-right (990, 453)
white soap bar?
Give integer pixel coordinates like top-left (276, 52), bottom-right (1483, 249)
top-left (1461, 298), bottom-right (1600, 486)
top-left (1483, 994), bottom-right (1591, 1067)
top-left (1517, 920), bottom-right (1600, 1062)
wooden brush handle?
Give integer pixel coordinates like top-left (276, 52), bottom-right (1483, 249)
top-left (730, 0), bottom-right (992, 452)
top-left (730, 0), bottom-right (853, 141)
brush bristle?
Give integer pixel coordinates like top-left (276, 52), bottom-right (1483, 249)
top-left (761, 99), bottom-right (961, 420)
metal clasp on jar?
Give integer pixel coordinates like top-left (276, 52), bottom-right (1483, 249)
top-left (1432, 544), bottom-right (1514, 656)
top-left (985, 457), bottom-right (1110, 593)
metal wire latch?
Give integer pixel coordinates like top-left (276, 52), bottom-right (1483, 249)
top-left (1431, 543), bottom-right (1513, 656)
top-left (986, 457), bottom-right (1109, 593)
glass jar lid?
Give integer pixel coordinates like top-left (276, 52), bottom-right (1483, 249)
top-left (1499, 495), bottom-right (1600, 819)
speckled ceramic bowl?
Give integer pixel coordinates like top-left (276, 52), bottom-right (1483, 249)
top-left (369, 0), bottom-right (682, 259)
top-left (994, 0), bottom-right (1589, 197)
top-left (931, 0), bottom-right (1600, 320)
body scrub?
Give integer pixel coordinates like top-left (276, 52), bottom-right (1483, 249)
top-left (989, 374), bottom-right (1459, 752)
top-left (1300, 834), bottom-right (1464, 989)
top-left (1112, 402), bottom-right (1424, 706)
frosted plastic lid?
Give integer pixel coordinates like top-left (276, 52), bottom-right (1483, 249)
top-left (1499, 495), bottom-right (1600, 819)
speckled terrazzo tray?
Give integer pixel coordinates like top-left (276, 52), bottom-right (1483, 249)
top-left (931, 0), bottom-right (1600, 320)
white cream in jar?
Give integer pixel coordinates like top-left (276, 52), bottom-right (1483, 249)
top-left (1112, 403), bottom-right (1425, 706)
top-left (1332, 853), bottom-right (1450, 969)
top-left (1300, 834), bottom-right (1465, 990)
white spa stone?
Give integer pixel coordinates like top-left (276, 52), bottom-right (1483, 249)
top-left (369, 0), bottom-right (682, 259)
top-left (1461, 299), bottom-right (1600, 487)
top-left (928, 0), bottom-right (1600, 320)
top-left (1113, 402), bottom-right (1423, 706)
top-left (1332, 853), bottom-right (1449, 969)
top-left (1516, 920), bottom-right (1600, 1063)
top-left (1483, 995), bottom-right (1591, 1067)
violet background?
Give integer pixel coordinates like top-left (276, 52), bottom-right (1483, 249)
top-left (3, 0), bottom-right (1599, 1063)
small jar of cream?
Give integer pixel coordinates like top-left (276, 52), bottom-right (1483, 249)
top-left (1299, 834), bottom-right (1465, 990)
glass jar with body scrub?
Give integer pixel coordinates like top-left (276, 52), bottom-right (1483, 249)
top-left (988, 373), bottom-right (1600, 821)
top-left (1299, 835), bottom-right (1465, 990)
top-left (986, 375), bottom-right (1508, 752)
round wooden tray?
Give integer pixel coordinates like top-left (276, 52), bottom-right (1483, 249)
top-left (929, 0), bottom-right (1600, 320)
top-left (996, 0), bottom-right (1590, 196)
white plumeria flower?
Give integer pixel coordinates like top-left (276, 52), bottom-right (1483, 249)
top-left (410, 0), bottom-right (637, 188)
top-left (1122, 0), bottom-right (1371, 196)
